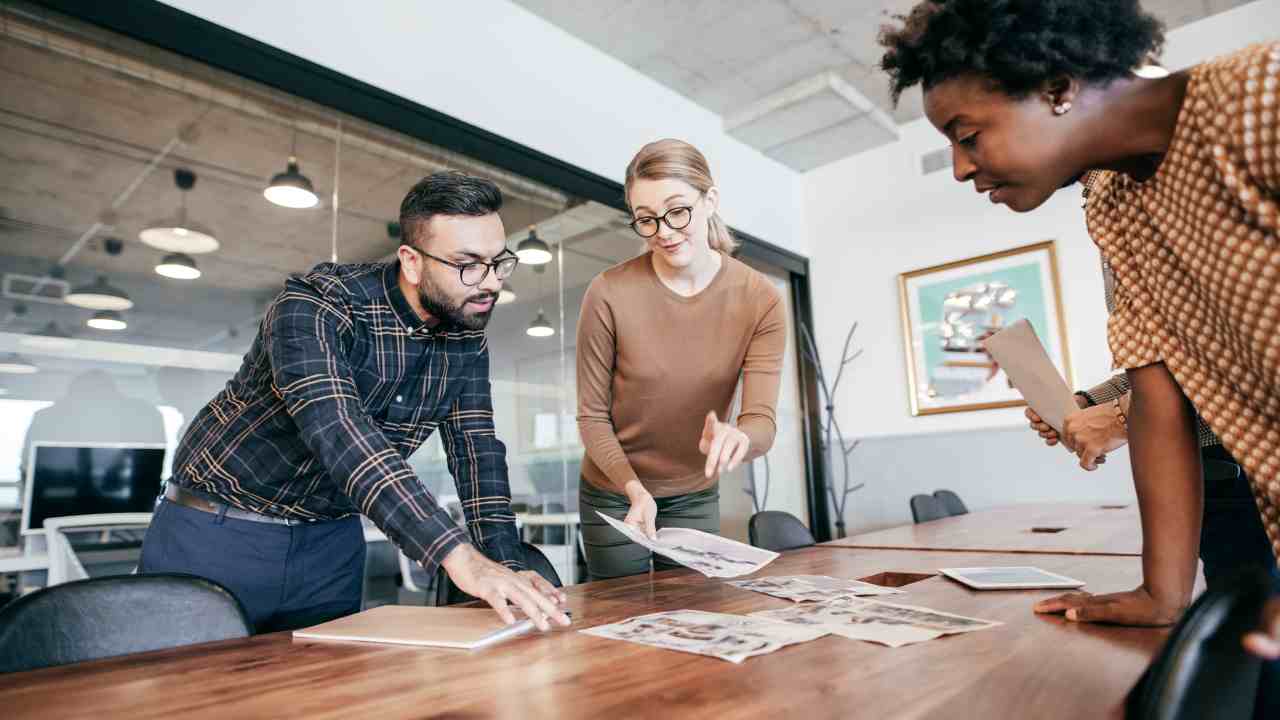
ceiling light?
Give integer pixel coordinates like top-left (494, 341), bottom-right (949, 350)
top-left (526, 310), bottom-right (554, 338)
top-left (140, 168), bottom-right (220, 254)
top-left (155, 252), bottom-right (202, 280)
top-left (497, 284), bottom-right (516, 305)
top-left (87, 310), bottom-right (127, 331)
top-left (1134, 63), bottom-right (1169, 79)
top-left (516, 227), bottom-right (552, 265)
top-left (64, 276), bottom-right (133, 311)
top-left (0, 353), bottom-right (38, 374)
top-left (264, 156), bottom-right (319, 209)
top-left (20, 322), bottom-right (76, 351)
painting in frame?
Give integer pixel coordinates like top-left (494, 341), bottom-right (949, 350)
top-left (898, 240), bottom-right (1072, 417)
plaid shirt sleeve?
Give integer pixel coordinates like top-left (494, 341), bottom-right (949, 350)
top-left (265, 276), bottom-right (470, 574)
top-left (1079, 373), bottom-right (1131, 407)
top-left (439, 339), bottom-right (525, 571)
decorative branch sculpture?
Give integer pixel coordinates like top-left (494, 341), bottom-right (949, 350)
top-left (798, 321), bottom-right (864, 538)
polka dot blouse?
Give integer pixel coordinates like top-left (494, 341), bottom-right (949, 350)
top-left (1087, 42), bottom-right (1280, 563)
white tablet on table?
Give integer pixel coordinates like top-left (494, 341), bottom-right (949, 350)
top-left (939, 566), bottom-right (1086, 590)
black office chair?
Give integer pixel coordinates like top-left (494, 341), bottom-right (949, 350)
top-left (933, 489), bottom-right (969, 517)
top-left (432, 543), bottom-right (562, 607)
top-left (748, 511), bottom-right (816, 552)
top-left (909, 494), bottom-right (948, 524)
top-left (0, 573), bottom-right (251, 674)
top-left (1126, 569), bottom-right (1273, 720)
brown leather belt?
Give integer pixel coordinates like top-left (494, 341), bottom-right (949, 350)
top-left (164, 484), bottom-right (309, 526)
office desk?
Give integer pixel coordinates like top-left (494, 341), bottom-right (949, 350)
top-left (826, 503), bottom-right (1143, 556)
top-left (0, 546), bottom-right (1161, 719)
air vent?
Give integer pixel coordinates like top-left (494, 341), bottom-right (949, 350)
top-left (921, 147), bottom-right (953, 175)
top-left (3, 272), bottom-right (70, 305)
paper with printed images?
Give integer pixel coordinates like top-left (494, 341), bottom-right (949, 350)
top-left (751, 595), bottom-right (1002, 648)
top-left (727, 575), bottom-right (904, 602)
top-left (580, 609), bottom-right (827, 663)
top-left (596, 511), bottom-right (778, 578)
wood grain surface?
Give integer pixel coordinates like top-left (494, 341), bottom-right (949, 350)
top-left (825, 503), bottom-right (1142, 556)
top-left (0, 545), bottom-right (1162, 719)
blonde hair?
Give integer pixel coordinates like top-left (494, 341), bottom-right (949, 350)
top-left (624, 139), bottom-right (737, 254)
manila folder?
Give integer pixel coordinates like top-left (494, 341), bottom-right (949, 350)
top-left (293, 604), bottom-right (510, 649)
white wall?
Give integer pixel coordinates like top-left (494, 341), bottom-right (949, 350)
top-left (159, 0), bottom-right (804, 255)
top-left (802, 1), bottom-right (1280, 530)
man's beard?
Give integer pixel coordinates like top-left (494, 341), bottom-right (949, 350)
top-left (417, 273), bottom-right (495, 330)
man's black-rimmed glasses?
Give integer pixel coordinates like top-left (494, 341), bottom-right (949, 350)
top-left (409, 246), bottom-right (519, 286)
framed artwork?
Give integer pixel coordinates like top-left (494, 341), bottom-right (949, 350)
top-left (898, 240), bottom-right (1072, 416)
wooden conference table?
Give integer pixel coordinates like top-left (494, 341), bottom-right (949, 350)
top-left (826, 503), bottom-right (1143, 556)
top-left (0, 544), bottom-right (1161, 719)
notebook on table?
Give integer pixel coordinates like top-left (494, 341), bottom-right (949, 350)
top-left (293, 604), bottom-right (541, 650)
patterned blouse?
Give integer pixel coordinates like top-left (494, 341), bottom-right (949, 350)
top-left (1085, 42), bottom-right (1280, 562)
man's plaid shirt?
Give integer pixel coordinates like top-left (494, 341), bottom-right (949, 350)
top-left (170, 261), bottom-right (522, 572)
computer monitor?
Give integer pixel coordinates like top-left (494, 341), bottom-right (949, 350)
top-left (20, 442), bottom-right (166, 535)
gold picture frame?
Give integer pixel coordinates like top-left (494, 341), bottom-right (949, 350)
top-left (898, 240), bottom-right (1072, 417)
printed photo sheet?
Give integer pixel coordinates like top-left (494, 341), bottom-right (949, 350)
top-left (727, 575), bottom-right (904, 602)
top-left (581, 609), bottom-right (827, 664)
top-left (751, 596), bottom-right (1002, 648)
top-left (597, 512), bottom-right (778, 578)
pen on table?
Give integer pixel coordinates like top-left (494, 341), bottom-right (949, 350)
top-left (471, 609), bottom-right (573, 651)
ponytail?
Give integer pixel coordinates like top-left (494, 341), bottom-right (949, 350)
top-left (706, 212), bottom-right (738, 254)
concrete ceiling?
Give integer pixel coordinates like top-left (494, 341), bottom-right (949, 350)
top-left (513, 0), bottom-right (1255, 170)
top-left (0, 12), bottom-right (640, 367)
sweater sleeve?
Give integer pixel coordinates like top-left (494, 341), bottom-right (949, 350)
top-left (575, 278), bottom-right (640, 493)
top-left (736, 284), bottom-right (786, 459)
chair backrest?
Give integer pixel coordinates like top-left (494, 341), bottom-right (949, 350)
top-left (0, 573), bottom-right (251, 673)
top-left (1126, 569), bottom-right (1271, 720)
top-left (432, 543), bottom-right (563, 607)
top-left (909, 494), bottom-right (948, 524)
top-left (933, 490), bottom-right (969, 517)
top-left (748, 511), bottom-right (815, 552)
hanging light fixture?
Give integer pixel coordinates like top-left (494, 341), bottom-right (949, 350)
top-left (64, 275), bottom-right (133, 311)
top-left (20, 322), bottom-right (75, 351)
top-left (526, 310), bottom-right (554, 338)
top-left (497, 283), bottom-right (517, 305)
top-left (525, 264), bottom-right (553, 337)
top-left (155, 252), bottom-right (201, 280)
top-left (516, 226), bottom-right (552, 265)
top-left (140, 168), bottom-right (219, 254)
top-left (264, 130), bottom-right (319, 209)
top-left (0, 353), bottom-right (38, 374)
top-left (87, 310), bottom-right (127, 331)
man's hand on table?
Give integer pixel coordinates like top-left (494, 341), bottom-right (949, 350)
top-left (441, 544), bottom-right (569, 631)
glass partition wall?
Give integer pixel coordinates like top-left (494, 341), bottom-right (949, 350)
top-left (0, 3), bottom-right (814, 597)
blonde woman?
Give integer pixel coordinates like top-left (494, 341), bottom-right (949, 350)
top-left (575, 139), bottom-right (786, 579)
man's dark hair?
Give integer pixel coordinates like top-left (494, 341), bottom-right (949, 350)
top-left (398, 171), bottom-right (503, 247)
top-left (879, 0), bottom-right (1166, 106)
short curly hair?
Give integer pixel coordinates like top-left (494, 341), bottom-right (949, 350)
top-left (879, 0), bottom-right (1166, 105)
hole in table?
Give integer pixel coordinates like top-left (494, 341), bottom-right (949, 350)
top-left (1030, 527), bottom-right (1067, 534)
top-left (858, 572), bottom-right (935, 588)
